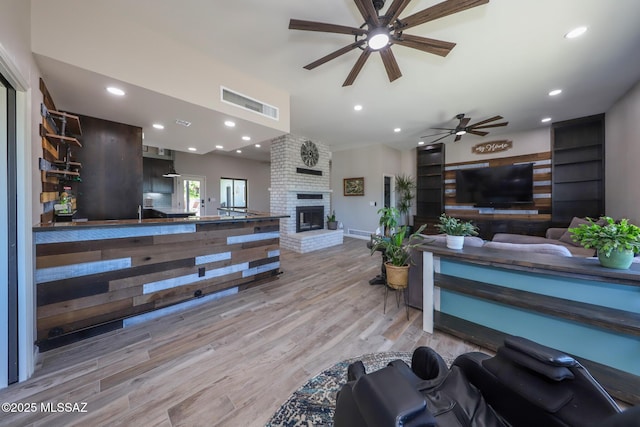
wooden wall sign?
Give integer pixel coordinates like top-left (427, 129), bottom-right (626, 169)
top-left (471, 140), bottom-right (512, 155)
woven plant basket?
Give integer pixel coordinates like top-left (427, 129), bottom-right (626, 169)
top-left (385, 262), bottom-right (409, 290)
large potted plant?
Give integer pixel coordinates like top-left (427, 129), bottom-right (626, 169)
top-left (435, 213), bottom-right (479, 249)
top-left (569, 216), bottom-right (640, 269)
top-left (395, 174), bottom-right (416, 231)
top-left (377, 206), bottom-right (400, 237)
top-left (370, 224), bottom-right (427, 289)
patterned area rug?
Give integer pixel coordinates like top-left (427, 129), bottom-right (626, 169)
top-left (266, 351), bottom-right (453, 427)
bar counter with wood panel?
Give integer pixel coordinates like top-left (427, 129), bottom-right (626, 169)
top-left (411, 242), bottom-right (640, 404)
top-left (33, 212), bottom-right (287, 350)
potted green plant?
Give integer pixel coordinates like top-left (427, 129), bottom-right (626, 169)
top-left (395, 174), bottom-right (416, 230)
top-left (377, 206), bottom-right (400, 237)
top-left (370, 224), bottom-right (427, 289)
top-left (435, 213), bottom-right (479, 249)
top-left (569, 216), bottom-right (640, 269)
top-left (327, 210), bottom-right (338, 230)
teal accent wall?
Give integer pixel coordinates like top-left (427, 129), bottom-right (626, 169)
top-left (438, 259), bottom-right (640, 376)
top-left (440, 260), bottom-right (640, 312)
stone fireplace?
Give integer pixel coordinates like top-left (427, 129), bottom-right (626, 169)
top-left (269, 134), bottom-right (343, 253)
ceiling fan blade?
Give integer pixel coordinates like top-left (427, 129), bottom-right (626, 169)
top-left (303, 41), bottom-right (367, 70)
top-left (430, 127), bottom-right (455, 131)
top-left (392, 34), bottom-right (456, 57)
top-left (454, 134), bottom-right (463, 142)
top-left (459, 117), bottom-right (471, 128)
top-left (467, 129), bottom-right (489, 136)
top-left (421, 131), bottom-right (452, 138)
top-left (400, 0), bottom-right (489, 31)
top-left (353, 0), bottom-right (380, 26)
top-left (343, 49), bottom-right (372, 86)
top-left (379, 48), bottom-right (402, 82)
top-left (467, 115), bottom-right (502, 127)
top-left (471, 121), bottom-right (509, 130)
top-left (429, 133), bottom-right (455, 143)
top-left (384, 0), bottom-right (413, 25)
top-left (289, 19), bottom-right (366, 36)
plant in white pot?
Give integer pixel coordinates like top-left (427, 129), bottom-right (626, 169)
top-left (435, 213), bottom-right (479, 249)
top-left (569, 216), bottom-right (640, 269)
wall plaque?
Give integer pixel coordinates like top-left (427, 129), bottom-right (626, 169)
top-left (471, 140), bottom-right (512, 155)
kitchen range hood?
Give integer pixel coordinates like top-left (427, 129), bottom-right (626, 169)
top-left (162, 162), bottom-right (180, 178)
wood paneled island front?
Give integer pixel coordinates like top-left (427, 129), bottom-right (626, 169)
top-left (33, 212), bottom-right (287, 350)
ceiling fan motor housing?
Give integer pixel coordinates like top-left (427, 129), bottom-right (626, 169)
top-left (372, 0), bottom-right (386, 11)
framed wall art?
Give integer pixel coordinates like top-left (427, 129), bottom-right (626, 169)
top-left (344, 177), bottom-right (364, 196)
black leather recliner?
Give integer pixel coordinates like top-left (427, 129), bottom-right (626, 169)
top-left (334, 336), bottom-right (639, 427)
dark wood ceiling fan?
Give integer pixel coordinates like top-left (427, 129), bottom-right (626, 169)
top-left (288, 0), bottom-right (489, 86)
top-left (421, 113), bottom-right (508, 143)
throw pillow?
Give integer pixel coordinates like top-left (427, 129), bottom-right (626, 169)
top-left (559, 217), bottom-right (592, 247)
top-left (483, 241), bottom-right (572, 257)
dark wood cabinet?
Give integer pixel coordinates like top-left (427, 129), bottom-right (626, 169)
top-left (552, 114), bottom-right (605, 226)
top-left (143, 157), bottom-right (174, 194)
top-left (414, 143), bottom-right (445, 233)
top-left (74, 115), bottom-right (143, 220)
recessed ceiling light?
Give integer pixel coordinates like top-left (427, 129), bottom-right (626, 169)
top-left (152, 123), bottom-right (165, 130)
top-left (394, 128), bottom-right (401, 133)
top-left (242, 136), bottom-right (251, 141)
top-left (541, 117), bottom-right (552, 123)
top-left (236, 149), bottom-right (242, 153)
top-left (418, 141), bottom-right (425, 145)
top-left (188, 147), bottom-right (197, 151)
top-left (215, 145), bottom-right (224, 149)
top-left (106, 87), bottom-right (125, 96)
top-left (354, 105), bottom-right (363, 111)
top-left (224, 120), bottom-right (236, 127)
top-left (175, 119), bottom-right (192, 127)
top-left (255, 144), bottom-right (261, 148)
top-left (549, 89), bottom-right (562, 96)
top-left (565, 26), bottom-right (587, 39)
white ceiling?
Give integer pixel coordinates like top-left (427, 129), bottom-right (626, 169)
top-left (34, 0), bottom-right (640, 162)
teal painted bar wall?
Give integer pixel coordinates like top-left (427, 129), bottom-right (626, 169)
top-left (438, 260), bottom-right (640, 376)
top-left (440, 260), bottom-right (640, 312)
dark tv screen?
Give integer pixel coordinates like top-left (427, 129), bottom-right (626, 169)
top-left (455, 163), bottom-right (534, 206)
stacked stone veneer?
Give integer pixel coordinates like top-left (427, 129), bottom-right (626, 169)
top-left (270, 134), bottom-right (343, 253)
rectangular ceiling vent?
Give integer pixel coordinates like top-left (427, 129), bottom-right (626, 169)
top-left (221, 87), bottom-right (279, 121)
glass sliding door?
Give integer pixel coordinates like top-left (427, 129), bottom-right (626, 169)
top-left (1, 72), bottom-right (18, 385)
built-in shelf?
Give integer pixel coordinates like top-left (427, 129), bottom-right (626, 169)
top-left (44, 133), bottom-right (82, 148)
top-left (48, 110), bottom-right (82, 136)
top-left (46, 170), bottom-right (80, 177)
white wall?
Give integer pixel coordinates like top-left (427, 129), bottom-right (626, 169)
top-left (605, 79), bottom-right (640, 225)
top-left (331, 144), bottom-right (403, 235)
top-left (444, 127), bottom-right (551, 164)
top-left (174, 151), bottom-right (271, 214)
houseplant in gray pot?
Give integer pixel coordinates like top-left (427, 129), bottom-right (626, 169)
top-left (569, 216), bottom-right (640, 269)
top-left (395, 173), bottom-right (416, 231)
top-left (326, 210), bottom-right (338, 230)
top-left (435, 213), bottom-right (479, 249)
top-left (377, 206), bottom-right (400, 237)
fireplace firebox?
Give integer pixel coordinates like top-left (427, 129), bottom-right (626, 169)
top-left (296, 206), bottom-right (324, 233)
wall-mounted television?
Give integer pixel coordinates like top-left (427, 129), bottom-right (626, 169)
top-left (455, 163), bottom-right (534, 207)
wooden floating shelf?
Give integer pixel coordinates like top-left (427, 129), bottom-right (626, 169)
top-left (46, 170), bottom-right (80, 177)
top-left (48, 110), bottom-right (82, 136)
top-left (44, 133), bottom-right (82, 148)
top-left (53, 160), bottom-right (82, 168)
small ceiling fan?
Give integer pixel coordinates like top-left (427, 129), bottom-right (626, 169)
top-left (289, 0), bottom-right (489, 86)
top-left (421, 113), bottom-right (509, 143)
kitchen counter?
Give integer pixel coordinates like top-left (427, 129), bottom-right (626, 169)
top-left (33, 211), bottom-right (288, 350)
top-left (33, 211), bottom-right (285, 230)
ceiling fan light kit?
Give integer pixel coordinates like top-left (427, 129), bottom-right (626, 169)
top-left (289, 0), bottom-right (490, 86)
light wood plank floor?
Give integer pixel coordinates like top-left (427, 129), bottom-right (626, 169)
top-left (0, 237), bottom-right (486, 427)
